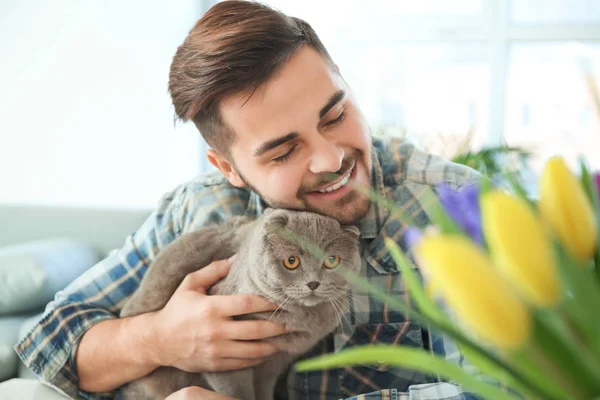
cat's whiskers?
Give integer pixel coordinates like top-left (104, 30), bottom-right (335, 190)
top-left (272, 295), bottom-right (293, 323)
top-left (329, 296), bottom-right (351, 327)
top-left (332, 294), bottom-right (355, 326)
top-left (328, 298), bottom-right (343, 327)
top-left (267, 289), bottom-right (286, 322)
top-left (268, 287), bottom-right (294, 323)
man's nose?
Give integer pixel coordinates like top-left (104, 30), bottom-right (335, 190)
top-left (308, 137), bottom-right (343, 174)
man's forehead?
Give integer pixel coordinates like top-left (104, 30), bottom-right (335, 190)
top-left (220, 47), bottom-right (343, 142)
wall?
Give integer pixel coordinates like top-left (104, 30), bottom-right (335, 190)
top-left (0, 0), bottom-right (208, 209)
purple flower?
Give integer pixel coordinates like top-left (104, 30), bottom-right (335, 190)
top-left (403, 227), bottom-right (423, 248)
top-left (594, 173), bottom-right (600, 198)
top-left (437, 183), bottom-right (485, 246)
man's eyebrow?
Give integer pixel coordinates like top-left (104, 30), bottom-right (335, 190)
top-left (252, 90), bottom-right (345, 158)
top-left (319, 90), bottom-right (345, 119)
top-left (253, 132), bottom-right (299, 157)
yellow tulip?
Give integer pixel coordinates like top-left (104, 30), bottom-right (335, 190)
top-left (481, 191), bottom-right (562, 306)
top-left (415, 235), bottom-right (530, 350)
top-left (539, 157), bottom-right (598, 261)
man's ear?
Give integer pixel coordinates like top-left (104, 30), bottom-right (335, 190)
top-left (206, 149), bottom-right (245, 188)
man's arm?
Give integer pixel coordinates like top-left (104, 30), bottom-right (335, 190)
top-left (75, 259), bottom-right (285, 393)
top-left (75, 312), bottom-right (159, 392)
top-left (14, 183), bottom-right (286, 399)
top-left (14, 186), bottom-right (186, 399)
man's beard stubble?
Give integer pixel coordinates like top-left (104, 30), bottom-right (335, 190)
top-left (236, 149), bottom-right (373, 225)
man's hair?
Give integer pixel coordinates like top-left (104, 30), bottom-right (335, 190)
top-left (168, 0), bottom-right (334, 156)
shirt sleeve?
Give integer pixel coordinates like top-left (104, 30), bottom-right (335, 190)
top-left (13, 184), bottom-right (188, 400)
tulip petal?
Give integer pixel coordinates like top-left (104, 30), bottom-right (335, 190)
top-left (415, 235), bottom-right (530, 350)
top-left (539, 157), bottom-right (598, 261)
top-left (482, 191), bottom-right (562, 306)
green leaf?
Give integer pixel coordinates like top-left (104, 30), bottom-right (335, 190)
top-left (384, 238), bottom-right (446, 323)
top-left (335, 262), bottom-right (424, 324)
top-left (530, 311), bottom-right (600, 396)
top-left (478, 175), bottom-right (494, 196)
top-left (578, 157), bottom-right (600, 277)
top-left (552, 244), bottom-right (600, 366)
top-left (295, 345), bottom-right (519, 400)
top-left (504, 169), bottom-right (534, 208)
top-left (554, 244), bottom-right (600, 334)
top-left (334, 263), bottom-right (540, 398)
top-left (349, 180), bottom-right (423, 228)
top-left (455, 342), bottom-right (541, 400)
top-left (510, 348), bottom-right (571, 400)
top-left (578, 157), bottom-right (599, 208)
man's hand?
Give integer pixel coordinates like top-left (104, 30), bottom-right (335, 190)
top-left (165, 386), bottom-right (237, 400)
top-left (146, 257), bottom-right (287, 372)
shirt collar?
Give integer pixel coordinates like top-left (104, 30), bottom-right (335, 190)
top-left (356, 147), bottom-right (388, 239)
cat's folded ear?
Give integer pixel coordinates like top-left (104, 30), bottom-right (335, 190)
top-left (342, 225), bottom-right (361, 238)
top-left (264, 209), bottom-right (289, 235)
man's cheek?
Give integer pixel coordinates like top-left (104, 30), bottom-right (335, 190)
top-left (270, 172), bottom-right (302, 198)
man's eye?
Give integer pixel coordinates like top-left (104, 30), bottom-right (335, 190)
top-left (325, 111), bottom-right (347, 127)
top-left (273, 145), bottom-right (297, 163)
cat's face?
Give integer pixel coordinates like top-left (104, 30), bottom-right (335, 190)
top-left (255, 209), bottom-right (361, 307)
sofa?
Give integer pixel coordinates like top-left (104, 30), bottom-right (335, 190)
top-left (0, 204), bottom-right (151, 383)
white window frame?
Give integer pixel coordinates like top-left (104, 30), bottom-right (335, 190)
top-left (200, 0), bottom-right (600, 152)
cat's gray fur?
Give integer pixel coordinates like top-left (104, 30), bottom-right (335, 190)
top-left (119, 208), bottom-right (361, 400)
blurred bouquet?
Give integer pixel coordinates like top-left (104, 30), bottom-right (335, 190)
top-left (296, 157), bottom-right (600, 400)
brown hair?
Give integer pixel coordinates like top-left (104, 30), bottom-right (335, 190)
top-left (168, 0), bottom-right (334, 155)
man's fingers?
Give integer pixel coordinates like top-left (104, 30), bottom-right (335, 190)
top-left (179, 258), bottom-right (232, 292)
top-left (214, 340), bottom-right (278, 360)
top-left (221, 320), bottom-right (287, 340)
top-left (207, 294), bottom-right (279, 316)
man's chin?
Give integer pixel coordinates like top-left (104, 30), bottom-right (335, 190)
top-left (308, 191), bottom-right (372, 225)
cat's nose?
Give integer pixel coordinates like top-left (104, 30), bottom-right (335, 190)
top-left (306, 281), bottom-right (320, 291)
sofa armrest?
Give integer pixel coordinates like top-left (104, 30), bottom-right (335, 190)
top-left (0, 379), bottom-right (69, 399)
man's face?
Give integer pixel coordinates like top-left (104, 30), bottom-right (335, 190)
top-left (210, 46), bottom-right (373, 225)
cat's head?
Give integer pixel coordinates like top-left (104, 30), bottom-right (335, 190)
top-left (253, 208), bottom-right (361, 307)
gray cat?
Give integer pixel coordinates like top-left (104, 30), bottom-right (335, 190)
top-left (120, 208), bottom-right (361, 400)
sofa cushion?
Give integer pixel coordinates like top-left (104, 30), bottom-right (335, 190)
top-left (0, 239), bottom-right (100, 315)
top-left (0, 315), bottom-right (31, 381)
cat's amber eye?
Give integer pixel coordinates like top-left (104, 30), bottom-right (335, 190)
top-left (283, 256), bottom-right (300, 270)
top-left (324, 255), bottom-right (341, 269)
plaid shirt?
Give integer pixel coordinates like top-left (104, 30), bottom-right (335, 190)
top-left (16, 137), bottom-right (488, 400)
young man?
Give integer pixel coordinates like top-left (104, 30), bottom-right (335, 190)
top-left (16, 1), bottom-right (483, 399)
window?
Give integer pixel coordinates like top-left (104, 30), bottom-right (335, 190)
top-left (211, 0), bottom-right (600, 187)
top-left (509, 0), bottom-right (600, 24)
top-left (506, 43), bottom-right (600, 186)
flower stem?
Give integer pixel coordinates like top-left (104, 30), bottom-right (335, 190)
top-left (555, 310), bottom-right (600, 388)
top-left (524, 341), bottom-right (591, 400)
top-left (295, 345), bottom-right (519, 400)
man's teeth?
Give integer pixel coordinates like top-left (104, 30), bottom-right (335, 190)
top-left (318, 170), bottom-right (351, 193)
